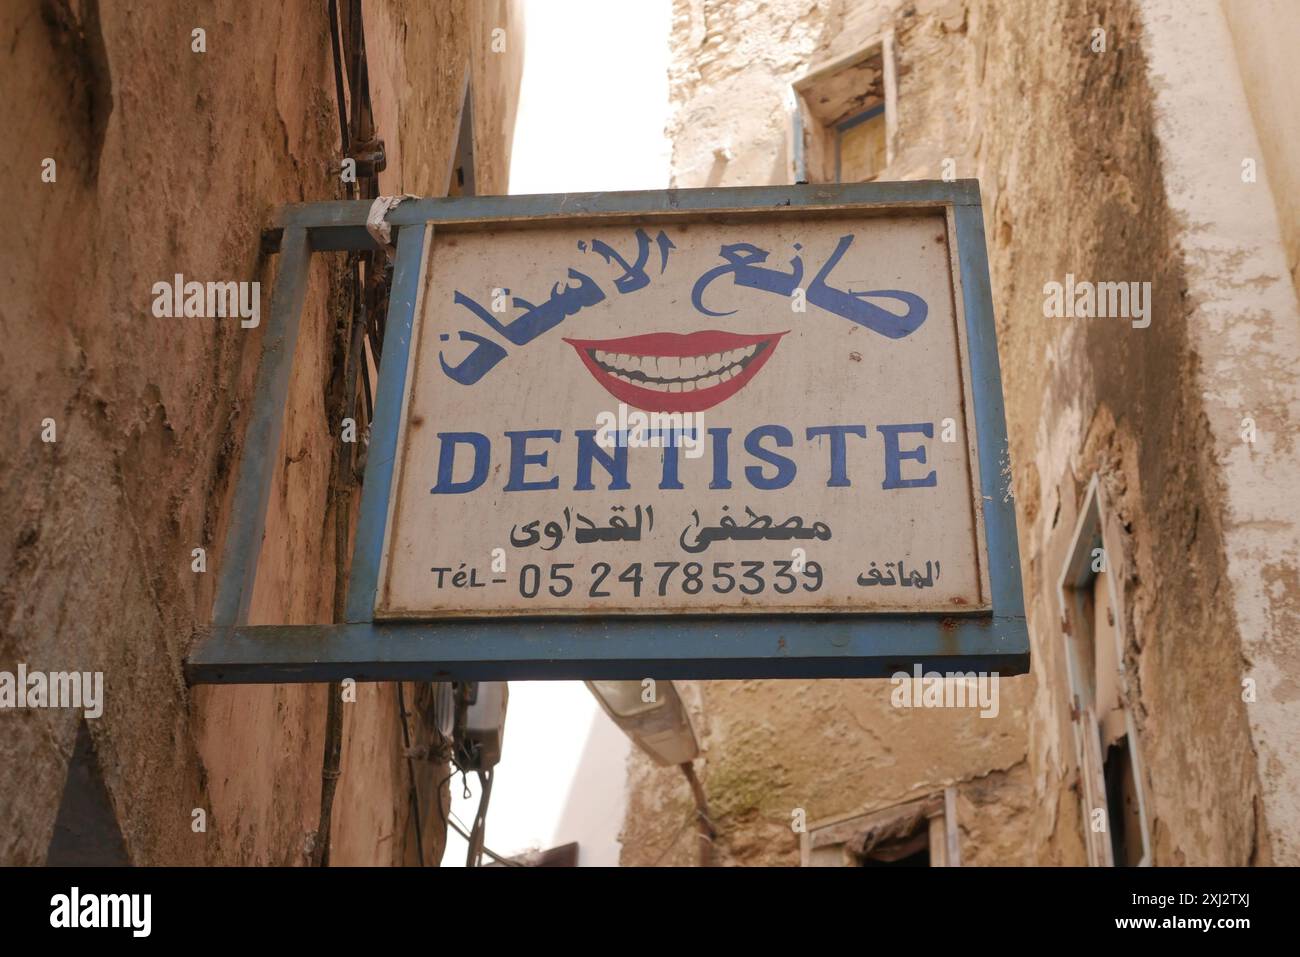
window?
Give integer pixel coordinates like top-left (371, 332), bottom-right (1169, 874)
top-left (800, 789), bottom-right (960, 867)
top-left (787, 36), bottom-right (896, 184)
top-left (1057, 476), bottom-right (1152, 866)
top-left (833, 105), bottom-right (887, 183)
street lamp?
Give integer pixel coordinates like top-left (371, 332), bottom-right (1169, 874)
top-left (585, 679), bottom-right (698, 766)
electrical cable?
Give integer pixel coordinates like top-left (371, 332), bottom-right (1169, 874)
top-left (446, 812), bottom-right (525, 867)
top-left (312, 0), bottom-right (359, 869)
top-left (465, 768), bottom-right (494, 867)
top-left (648, 763), bottom-right (717, 867)
top-left (314, 0), bottom-right (403, 866)
top-left (327, 0), bottom-right (350, 160)
top-left (650, 809), bottom-right (699, 867)
top-left (396, 681), bottom-right (427, 865)
top-left (433, 766), bottom-right (523, 866)
top-left (680, 761), bottom-right (716, 866)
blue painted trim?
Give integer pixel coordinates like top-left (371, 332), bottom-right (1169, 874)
top-left (345, 223), bottom-right (428, 623)
top-left (186, 617), bottom-right (1029, 684)
top-left (953, 198), bottom-right (1027, 637)
top-left (272, 181), bottom-right (984, 232)
top-left (211, 227), bottom-right (312, 628)
top-left (836, 103), bottom-right (885, 132)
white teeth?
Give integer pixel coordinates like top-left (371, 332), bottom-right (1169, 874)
top-left (591, 345), bottom-right (760, 390)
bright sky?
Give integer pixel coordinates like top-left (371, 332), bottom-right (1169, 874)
top-left (440, 0), bottom-right (670, 868)
top-left (506, 0), bottom-right (671, 195)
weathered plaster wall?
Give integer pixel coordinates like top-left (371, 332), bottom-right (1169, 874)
top-left (1, 0), bottom-right (521, 865)
top-left (1136, 0), bottom-right (1300, 865)
top-left (641, 0), bottom-right (1297, 866)
top-left (1221, 0), bottom-right (1300, 295)
top-left (622, 0), bottom-right (1033, 869)
top-left (621, 678), bottom-right (1032, 866)
top-left (669, 0), bottom-right (975, 189)
top-left (966, 0), bottom-right (1271, 866)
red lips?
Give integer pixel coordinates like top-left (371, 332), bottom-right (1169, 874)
top-left (563, 330), bottom-right (787, 412)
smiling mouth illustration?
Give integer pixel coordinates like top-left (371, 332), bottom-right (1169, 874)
top-left (562, 330), bottom-right (787, 412)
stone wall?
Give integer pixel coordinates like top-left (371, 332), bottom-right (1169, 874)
top-left (624, 1), bottom-right (1034, 868)
top-left (0, 0), bottom-right (522, 866)
top-left (635, 0), bottom-right (1300, 866)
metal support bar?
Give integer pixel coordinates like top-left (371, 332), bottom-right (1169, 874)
top-left (211, 226), bottom-right (312, 628)
top-left (345, 223), bottom-right (429, 623)
top-left (952, 201), bottom-right (1025, 622)
top-left (272, 180), bottom-right (984, 232)
top-left (185, 616), bottom-right (1029, 685)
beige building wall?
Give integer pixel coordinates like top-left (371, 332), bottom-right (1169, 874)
top-left (624, 0), bottom-right (1034, 869)
top-left (1, 0), bottom-right (521, 865)
top-left (1222, 0), bottom-right (1300, 295)
top-left (625, 0), bottom-right (1300, 866)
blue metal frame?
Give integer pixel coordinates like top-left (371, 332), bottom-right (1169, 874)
top-left (346, 224), bottom-right (427, 623)
top-left (211, 226), bottom-right (312, 630)
top-left (187, 180), bottom-right (1028, 684)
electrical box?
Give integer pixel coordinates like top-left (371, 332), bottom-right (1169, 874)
top-left (455, 681), bottom-right (508, 770)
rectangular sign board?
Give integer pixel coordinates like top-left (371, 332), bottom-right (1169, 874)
top-left (378, 204), bottom-right (991, 620)
top-left (186, 182), bottom-right (1029, 683)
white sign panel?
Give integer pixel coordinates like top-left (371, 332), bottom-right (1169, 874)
top-left (377, 212), bottom-right (988, 618)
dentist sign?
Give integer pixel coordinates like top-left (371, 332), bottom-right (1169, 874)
top-left (374, 184), bottom-right (1021, 641)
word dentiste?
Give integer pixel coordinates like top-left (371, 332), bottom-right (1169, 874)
top-left (429, 423), bottom-right (939, 494)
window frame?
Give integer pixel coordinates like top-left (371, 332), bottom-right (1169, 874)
top-left (786, 33), bottom-right (898, 184)
top-left (799, 788), bottom-right (960, 867)
top-left (1057, 474), bottom-right (1152, 866)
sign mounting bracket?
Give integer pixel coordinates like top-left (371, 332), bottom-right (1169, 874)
top-left (186, 181), bottom-right (1028, 685)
